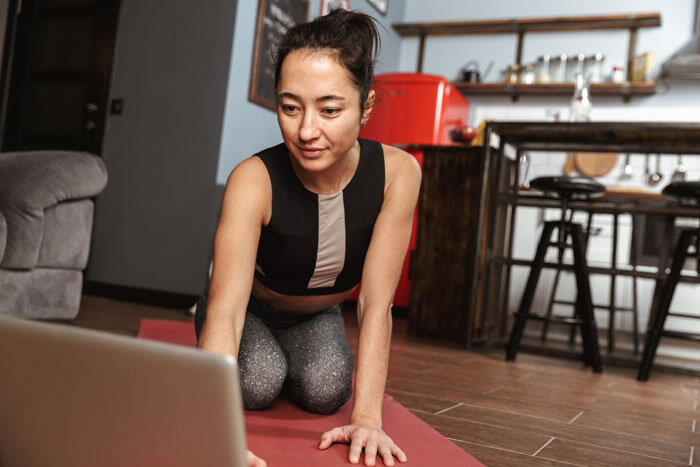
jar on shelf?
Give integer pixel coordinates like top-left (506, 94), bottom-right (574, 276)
top-left (535, 54), bottom-right (553, 83)
top-left (504, 64), bottom-right (521, 84)
top-left (520, 64), bottom-right (536, 84)
top-left (566, 53), bottom-right (586, 83)
top-left (584, 53), bottom-right (605, 83)
top-left (612, 65), bottom-right (625, 83)
top-left (550, 54), bottom-right (568, 83)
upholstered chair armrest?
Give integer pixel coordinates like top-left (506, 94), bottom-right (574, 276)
top-left (0, 151), bottom-right (108, 269)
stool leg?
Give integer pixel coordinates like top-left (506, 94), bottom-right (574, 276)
top-left (637, 230), bottom-right (696, 381)
top-left (632, 275), bottom-right (640, 354)
top-left (506, 221), bottom-right (556, 361)
top-left (569, 211), bottom-right (594, 347)
top-left (540, 255), bottom-right (564, 342)
top-left (696, 233), bottom-right (699, 275)
top-left (544, 210), bottom-right (575, 343)
top-left (630, 215), bottom-right (641, 354)
top-left (570, 223), bottom-right (602, 373)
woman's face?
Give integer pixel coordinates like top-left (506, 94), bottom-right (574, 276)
top-left (277, 49), bottom-right (372, 174)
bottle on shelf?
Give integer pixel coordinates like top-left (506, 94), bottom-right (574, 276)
top-left (568, 72), bottom-right (592, 122)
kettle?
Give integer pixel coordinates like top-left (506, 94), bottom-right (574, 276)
top-left (459, 60), bottom-right (494, 83)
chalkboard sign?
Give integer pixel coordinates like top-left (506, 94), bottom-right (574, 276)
top-left (249, 0), bottom-right (309, 111)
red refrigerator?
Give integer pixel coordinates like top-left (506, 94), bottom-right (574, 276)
top-left (350, 73), bottom-right (471, 307)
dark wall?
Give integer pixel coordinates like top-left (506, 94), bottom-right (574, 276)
top-left (86, 0), bottom-right (237, 295)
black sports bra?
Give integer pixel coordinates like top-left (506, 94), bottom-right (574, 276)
top-left (254, 139), bottom-right (385, 296)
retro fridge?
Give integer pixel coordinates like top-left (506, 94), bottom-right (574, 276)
top-left (350, 73), bottom-right (471, 307)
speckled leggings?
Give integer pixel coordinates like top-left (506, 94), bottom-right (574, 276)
top-left (194, 294), bottom-right (354, 415)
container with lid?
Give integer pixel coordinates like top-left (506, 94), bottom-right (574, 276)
top-left (550, 54), bottom-right (568, 83)
top-left (535, 55), bottom-right (553, 83)
top-left (612, 65), bottom-right (625, 83)
top-left (584, 53), bottom-right (605, 83)
top-left (566, 53), bottom-right (586, 83)
top-left (504, 64), bottom-right (521, 84)
top-left (520, 64), bottom-right (536, 84)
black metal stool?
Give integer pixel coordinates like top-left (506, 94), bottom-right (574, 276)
top-left (506, 176), bottom-right (604, 373)
top-left (637, 181), bottom-right (700, 381)
top-left (541, 211), bottom-right (641, 355)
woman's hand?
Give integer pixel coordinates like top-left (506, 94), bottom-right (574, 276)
top-left (247, 449), bottom-right (267, 467)
top-left (319, 422), bottom-right (407, 466)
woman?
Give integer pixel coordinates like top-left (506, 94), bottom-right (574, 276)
top-left (196, 9), bottom-right (420, 467)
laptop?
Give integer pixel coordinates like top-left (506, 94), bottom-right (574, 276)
top-left (0, 316), bottom-right (247, 467)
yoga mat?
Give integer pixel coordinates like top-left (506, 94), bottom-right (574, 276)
top-left (138, 319), bottom-right (483, 466)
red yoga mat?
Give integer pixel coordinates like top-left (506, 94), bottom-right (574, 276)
top-left (138, 319), bottom-right (483, 466)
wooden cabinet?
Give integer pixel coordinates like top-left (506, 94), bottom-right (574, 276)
top-left (408, 145), bottom-right (511, 346)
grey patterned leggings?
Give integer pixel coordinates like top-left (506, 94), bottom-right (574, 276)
top-left (194, 293), bottom-right (354, 414)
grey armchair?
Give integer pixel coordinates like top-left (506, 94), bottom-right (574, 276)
top-left (0, 151), bottom-right (108, 319)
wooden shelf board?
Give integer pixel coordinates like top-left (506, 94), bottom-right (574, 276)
top-left (454, 81), bottom-right (657, 97)
top-left (393, 13), bottom-right (661, 37)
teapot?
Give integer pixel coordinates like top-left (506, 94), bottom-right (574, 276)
top-left (458, 60), bottom-right (494, 83)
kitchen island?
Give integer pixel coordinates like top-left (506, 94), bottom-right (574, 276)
top-left (480, 122), bottom-right (700, 370)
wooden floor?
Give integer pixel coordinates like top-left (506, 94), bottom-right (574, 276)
top-left (68, 295), bottom-right (699, 466)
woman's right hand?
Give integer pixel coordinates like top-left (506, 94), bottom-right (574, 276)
top-left (247, 449), bottom-right (267, 467)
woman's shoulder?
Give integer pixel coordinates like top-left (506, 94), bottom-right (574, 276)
top-left (225, 142), bottom-right (286, 184)
top-left (227, 155), bottom-right (267, 181)
top-left (379, 143), bottom-right (422, 184)
top-left (224, 154), bottom-right (271, 200)
top-left (221, 155), bottom-right (272, 224)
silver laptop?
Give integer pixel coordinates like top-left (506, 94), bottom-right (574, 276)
top-left (0, 316), bottom-right (247, 467)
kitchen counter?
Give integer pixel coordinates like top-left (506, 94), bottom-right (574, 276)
top-left (485, 121), bottom-right (700, 154)
top-left (480, 121), bottom-right (700, 367)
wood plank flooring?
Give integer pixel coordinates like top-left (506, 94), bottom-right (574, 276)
top-left (65, 295), bottom-right (699, 466)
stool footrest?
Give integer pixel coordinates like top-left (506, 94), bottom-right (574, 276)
top-left (548, 242), bottom-right (573, 250)
top-left (552, 299), bottom-right (634, 312)
top-left (661, 330), bottom-right (700, 341)
top-left (667, 312), bottom-right (700, 320)
top-left (514, 313), bottom-right (584, 326)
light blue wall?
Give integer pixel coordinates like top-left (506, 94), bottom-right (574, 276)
top-left (216, 0), bottom-right (406, 184)
top-left (399, 0), bottom-right (699, 121)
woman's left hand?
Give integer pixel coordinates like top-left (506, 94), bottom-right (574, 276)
top-left (319, 422), bottom-right (407, 466)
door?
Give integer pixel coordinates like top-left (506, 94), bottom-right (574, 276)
top-left (0, 0), bottom-right (120, 154)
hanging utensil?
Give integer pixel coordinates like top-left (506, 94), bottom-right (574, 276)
top-left (671, 154), bottom-right (687, 182)
top-left (648, 154), bottom-right (662, 186)
top-left (618, 153), bottom-right (633, 181)
top-left (645, 154), bottom-right (653, 186)
top-left (654, 154), bottom-right (664, 183)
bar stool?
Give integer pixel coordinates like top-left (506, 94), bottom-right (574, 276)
top-left (540, 211), bottom-right (641, 355)
top-left (638, 181), bottom-right (700, 381)
top-left (506, 176), bottom-right (604, 373)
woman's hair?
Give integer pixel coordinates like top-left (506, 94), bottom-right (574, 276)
top-left (274, 9), bottom-right (381, 111)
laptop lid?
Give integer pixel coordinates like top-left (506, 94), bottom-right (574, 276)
top-left (0, 316), bottom-right (247, 467)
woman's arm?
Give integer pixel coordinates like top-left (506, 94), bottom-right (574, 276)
top-left (352, 145), bottom-right (421, 426)
top-left (320, 145), bottom-right (421, 466)
top-left (197, 157), bottom-right (271, 358)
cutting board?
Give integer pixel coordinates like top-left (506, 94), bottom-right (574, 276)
top-left (563, 152), bottom-right (619, 177)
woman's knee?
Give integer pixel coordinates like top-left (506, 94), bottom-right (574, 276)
top-left (238, 315), bottom-right (288, 410)
top-left (239, 351), bottom-right (288, 410)
top-left (288, 355), bottom-right (353, 414)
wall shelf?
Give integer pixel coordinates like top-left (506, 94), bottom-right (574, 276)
top-left (454, 81), bottom-right (657, 101)
top-left (393, 13), bottom-right (661, 37)
top-left (393, 12), bottom-right (662, 102)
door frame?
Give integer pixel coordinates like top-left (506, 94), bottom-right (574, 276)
top-left (0, 0), bottom-right (121, 154)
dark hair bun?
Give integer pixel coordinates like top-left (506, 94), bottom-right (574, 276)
top-left (274, 9), bottom-right (381, 110)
